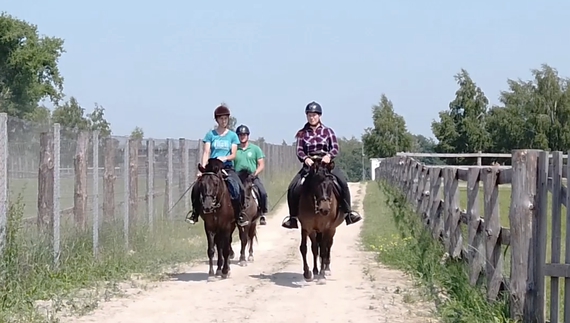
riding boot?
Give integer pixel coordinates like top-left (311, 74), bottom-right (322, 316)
top-left (259, 196), bottom-right (268, 225)
top-left (282, 190), bottom-right (299, 229)
top-left (185, 207), bottom-right (200, 224)
top-left (340, 197), bottom-right (362, 226)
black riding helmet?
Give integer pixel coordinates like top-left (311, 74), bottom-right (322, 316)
top-left (305, 101), bottom-right (322, 115)
top-left (236, 124), bottom-right (250, 135)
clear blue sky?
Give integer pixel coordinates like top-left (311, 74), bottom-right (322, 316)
top-left (4, 0), bottom-right (570, 144)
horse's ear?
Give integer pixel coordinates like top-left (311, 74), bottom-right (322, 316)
top-left (198, 163), bottom-right (206, 173)
top-left (326, 161), bottom-right (335, 171)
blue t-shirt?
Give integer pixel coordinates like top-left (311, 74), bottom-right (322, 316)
top-left (203, 129), bottom-right (240, 168)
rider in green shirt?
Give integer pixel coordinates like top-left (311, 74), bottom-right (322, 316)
top-left (234, 125), bottom-right (269, 225)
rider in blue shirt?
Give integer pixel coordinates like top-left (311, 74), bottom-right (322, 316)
top-left (186, 105), bottom-right (249, 227)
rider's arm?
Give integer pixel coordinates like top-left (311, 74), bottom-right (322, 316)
top-left (225, 132), bottom-right (239, 161)
top-left (226, 144), bottom-right (238, 161)
top-left (296, 135), bottom-right (308, 162)
top-left (201, 131), bottom-right (213, 166)
top-left (254, 146), bottom-right (265, 176)
top-left (326, 127), bottom-right (339, 158)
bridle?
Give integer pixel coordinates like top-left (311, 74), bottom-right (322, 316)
top-left (199, 171), bottom-right (226, 213)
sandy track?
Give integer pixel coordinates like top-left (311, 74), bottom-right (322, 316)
top-left (64, 182), bottom-right (435, 323)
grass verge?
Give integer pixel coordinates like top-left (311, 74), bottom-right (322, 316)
top-left (361, 180), bottom-right (515, 323)
top-left (0, 173), bottom-right (293, 323)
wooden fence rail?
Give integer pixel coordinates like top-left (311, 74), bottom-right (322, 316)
top-left (375, 149), bottom-right (570, 323)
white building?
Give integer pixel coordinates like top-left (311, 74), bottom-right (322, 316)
top-left (369, 158), bottom-right (385, 181)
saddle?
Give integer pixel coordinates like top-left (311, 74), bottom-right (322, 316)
top-left (251, 184), bottom-right (260, 207)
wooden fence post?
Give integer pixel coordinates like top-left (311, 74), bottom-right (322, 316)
top-left (508, 149), bottom-right (545, 322)
top-left (128, 138), bottom-right (139, 226)
top-left (147, 138), bottom-right (155, 229)
top-left (38, 131), bottom-right (54, 234)
top-left (103, 137), bottom-right (116, 220)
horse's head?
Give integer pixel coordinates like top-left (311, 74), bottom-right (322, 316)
top-left (197, 158), bottom-right (226, 214)
top-left (237, 169), bottom-right (255, 193)
top-left (306, 157), bottom-right (337, 215)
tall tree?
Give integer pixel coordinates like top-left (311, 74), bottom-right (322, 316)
top-left (362, 94), bottom-right (413, 158)
top-left (130, 126), bottom-right (144, 140)
top-left (87, 103), bottom-right (112, 137)
top-left (336, 136), bottom-right (369, 181)
top-left (0, 13), bottom-right (65, 119)
top-left (431, 69), bottom-right (490, 164)
top-left (52, 97), bottom-right (91, 137)
top-left (487, 64), bottom-right (570, 153)
top-left (410, 134), bottom-right (445, 165)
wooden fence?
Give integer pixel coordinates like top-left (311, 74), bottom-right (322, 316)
top-left (0, 113), bottom-right (300, 265)
top-left (375, 149), bottom-right (570, 323)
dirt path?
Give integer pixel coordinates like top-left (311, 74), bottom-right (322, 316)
top-left (63, 182), bottom-right (434, 323)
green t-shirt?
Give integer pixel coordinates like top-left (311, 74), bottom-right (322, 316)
top-left (235, 143), bottom-right (265, 173)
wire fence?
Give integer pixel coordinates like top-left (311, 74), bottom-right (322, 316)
top-left (0, 113), bottom-right (299, 266)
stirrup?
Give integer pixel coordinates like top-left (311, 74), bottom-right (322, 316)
top-left (281, 216), bottom-right (298, 228)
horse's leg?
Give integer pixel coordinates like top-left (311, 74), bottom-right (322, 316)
top-left (300, 229), bottom-right (312, 281)
top-left (247, 221), bottom-right (256, 262)
top-left (229, 223), bottom-right (236, 260)
top-left (215, 233), bottom-right (223, 277)
top-left (238, 226), bottom-right (248, 266)
top-left (311, 232), bottom-right (320, 277)
top-left (321, 229), bottom-right (335, 277)
top-left (206, 228), bottom-right (215, 277)
top-left (221, 233), bottom-right (232, 278)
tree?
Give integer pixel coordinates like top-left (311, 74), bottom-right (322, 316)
top-left (336, 136), bottom-right (369, 181)
top-left (51, 97), bottom-right (112, 139)
top-left (486, 64), bottom-right (570, 154)
top-left (87, 103), bottom-right (112, 137)
top-left (431, 69), bottom-right (490, 164)
top-left (0, 13), bottom-right (65, 119)
top-left (410, 134), bottom-right (445, 165)
top-left (255, 136), bottom-right (266, 146)
top-left (51, 97), bottom-right (91, 139)
top-left (362, 94), bottom-right (413, 158)
top-left (130, 126), bottom-right (144, 140)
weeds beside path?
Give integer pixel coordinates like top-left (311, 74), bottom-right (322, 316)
top-left (361, 180), bottom-right (515, 323)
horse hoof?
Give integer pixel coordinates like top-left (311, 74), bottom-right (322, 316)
top-left (222, 271), bottom-right (231, 279)
top-left (238, 261), bottom-right (247, 267)
top-left (317, 277), bottom-right (327, 285)
top-left (304, 272), bottom-right (313, 282)
top-left (247, 255), bottom-right (254, 262)
top-left (215, 269), bottom-right (222, 277)
top-left (324, 269), bottom-right (332, 277)
top-left (207, 276), bottom-right (218, 282)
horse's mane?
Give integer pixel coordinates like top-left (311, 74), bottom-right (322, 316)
top-left (204, 158), bottom-right (224, 173)
top-left (237, 169), bottom-right (254, 185)
top-left (305, 163), bottom-right (340, 198)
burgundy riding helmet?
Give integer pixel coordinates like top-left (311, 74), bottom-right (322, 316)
top-left (214, 105), bottom-right (231, 119)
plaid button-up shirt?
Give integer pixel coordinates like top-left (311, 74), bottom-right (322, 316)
top-left (295, 123), bottom-right (340, 163)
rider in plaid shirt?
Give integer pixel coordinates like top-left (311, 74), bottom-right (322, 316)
top-left (281, 101), bottom-right (363, 229)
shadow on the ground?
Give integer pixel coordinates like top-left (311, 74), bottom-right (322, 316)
top-left (166, 272), bottom-right (210, 282)
top-left (249, 271), bottom-right (308, 288)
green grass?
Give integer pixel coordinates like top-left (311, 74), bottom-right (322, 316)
top-left (361, 180), bottom-right (514, 323)
top-left (0, 172), bottom-right (294, 323)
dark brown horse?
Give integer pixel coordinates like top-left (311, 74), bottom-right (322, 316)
top-left (297, 156), bottom-right (343, 284)
top-left (236, 169), bottom-right (261, 266)
top-left (196, 158), bottom-right (237, 279)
